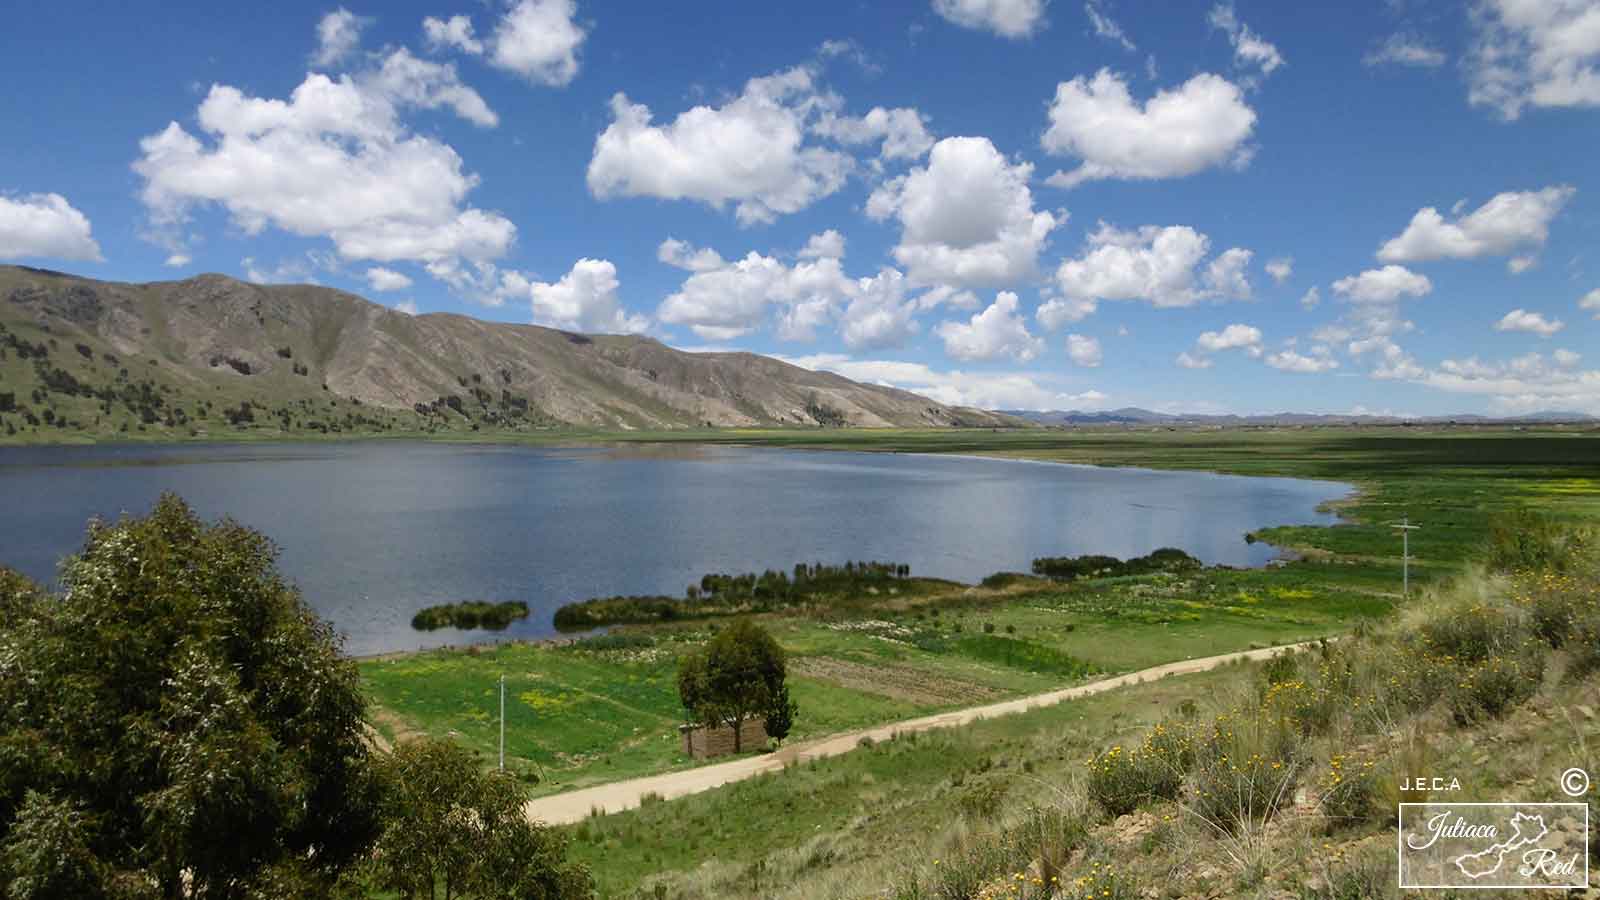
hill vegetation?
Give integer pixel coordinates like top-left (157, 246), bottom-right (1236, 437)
top-left (0, 265), bottom-right (1011, 442)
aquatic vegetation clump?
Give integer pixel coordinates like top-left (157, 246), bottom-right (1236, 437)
top-left (1030, 547), bottom-right (1201, 579)
top-left (410, 600), bottom-right (531, 631)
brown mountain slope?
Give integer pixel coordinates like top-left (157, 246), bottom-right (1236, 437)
top-left (0, 265), bottom-right (1014, 438)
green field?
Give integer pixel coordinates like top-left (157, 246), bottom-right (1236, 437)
top-left (360, 428), bottom-right (1600, 811)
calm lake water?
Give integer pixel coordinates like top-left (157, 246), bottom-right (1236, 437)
top-left (0, 442), bottom-right (1350, 655)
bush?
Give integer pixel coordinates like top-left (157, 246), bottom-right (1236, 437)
top-left (366, 738), bottom-right (591, 899)
top-left (1317, 753), bottom-right (1379, 830)
top-left (1486, 509), bottom-right (1585, 573)
top-left (1261, 677), bottom-right (1338, 738)
top-left (1415, 603), bottom-right (1516, 663)
top-left (1086, 740), bottom-right (1183, 817)
top-left (1004, 804), bottom-right (1087, 887)
top-left (956, 778), bottom-right (1011, 821)
top-left (1447, 645), bottom-right (1546, 726)
top-left (1520, 570), bottom-right (1588, 648)
top-left (979, 572), bottom-right (1034, 589)
top-left (1565, 613), bottom-right (1600, 683)
top-left (1259, 651), bottom-right (1300, 689)
top-left (1188, 708), bottom-right (1304, 831)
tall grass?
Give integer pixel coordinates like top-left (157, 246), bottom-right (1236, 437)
top-left (883, 513), bottom-right (1599, 897)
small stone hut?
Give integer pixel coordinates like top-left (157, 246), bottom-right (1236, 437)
top-left (679, 717), bottom-right (770, 759)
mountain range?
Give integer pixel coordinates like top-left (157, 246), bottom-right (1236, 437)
top-left (0, 265), bottom-right (1011, 437)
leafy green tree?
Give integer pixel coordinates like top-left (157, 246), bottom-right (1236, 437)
top-left (0, 494), bottom-right (382, 899)
top-left (365, 738), bottom-right (591, 900)
top-left (676, 620), bottom-right (794, 752)
top-left (1, 792), bottom-right (106, 900)
top-left (764, 683), bottom-right (798, 743)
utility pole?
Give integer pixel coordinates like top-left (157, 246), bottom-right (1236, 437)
top-left (499, 674), bottom-right (505, 772)
top-left (1391, 516), bottom-right (1420, 597)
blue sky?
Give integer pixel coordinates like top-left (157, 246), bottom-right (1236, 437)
top-left (3, 0), bottom-right (1598, 415)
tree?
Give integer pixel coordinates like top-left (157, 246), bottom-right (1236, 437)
top-left (764, 683), bottom-right (798, 743)
top-left (676, 620), bottom-right (794, 752)
top-left (365, 738), bottom-right (591, 900)
top-left (0, 494), bottom-right (383, 898)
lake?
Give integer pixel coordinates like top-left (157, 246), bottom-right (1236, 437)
top-left (0, 441), bottom-right (1351, 655)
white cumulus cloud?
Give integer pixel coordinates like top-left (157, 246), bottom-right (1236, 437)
top-left (1469, 0), bottom-right (1600, 120)
top-left (365, 266), bottom-right (413, 292)
top-left (497, 258), bottom-right (646, 333)
top-left (587, 66), bottom-right (851, 225)
top-left (0, 193), bottom-right (102, 262)
top-left (1330, 265), bottom-right (1432, 304)
top-left (1205, 248), bottom-right (1254, 300)
top-left (1494, 308), bottom-right (1565, 337)
top-left (812, 106), bottom-right (934, 160)
top-left (1265, 256), bottom-right (1293, 283)
top-left (423, 14), bottom-right (483, 55)
top-left (1055, 222), bottom-right (1253, 309)
top-left (1065, 333), bottom-right (1103, 367)
top-left (783, 353), bottom-right (1107, 411)
top-left (488, 0), bottom-right (586, 86)
top-left (1402, 351), bottom-right (1600, 416)
top-left (312, 8), bottom-right (369, 68)
top-left (656, 237), bottom-right (855, 342)
top-left (932, 0), bottom-right (1047, 38)
top-left (1195, 323), bottom-right (1263, 357)
top-left (1582, 288), bottom-right (1600, 318)
top-left (1377, 186), bottom-right (1575, 263)
top-left (1042, 69), bottom-right (1256, 188)
top-left (133, 48), bottom-right (512, 270)
top-left (799, 229), bottom-right (846, 260)
top-left (867, 136), bottom-right (1059, 288)
top-left (839, 268), bottom-right (921, 350)
top-left (1036, 295), bottom-right (1098, 330)
top-left (935, 291), bottom-right (1044, 361)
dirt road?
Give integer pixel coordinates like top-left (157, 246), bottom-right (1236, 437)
top-left (524, 640), bottom-right (1320, 826)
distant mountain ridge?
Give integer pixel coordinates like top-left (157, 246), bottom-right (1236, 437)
top-left (0, 265), bottom-right (1013, 437)
top-left (1003, 407), bottom-right (1598, 426)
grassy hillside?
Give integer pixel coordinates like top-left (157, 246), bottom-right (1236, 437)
top-left (0, 265), bottom-right (1012, 442)
top-left (562, 523), bottom-right (1599, 898)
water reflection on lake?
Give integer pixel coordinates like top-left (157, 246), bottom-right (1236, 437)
top-left (0, 442), bottom-right (1350, 655)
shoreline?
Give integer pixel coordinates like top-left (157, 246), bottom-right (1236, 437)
top-left (7, 433), bottom-right (1438, 663)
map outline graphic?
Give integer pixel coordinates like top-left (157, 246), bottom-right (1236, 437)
top-left (1398, 802), bottom-right (1589, 890)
